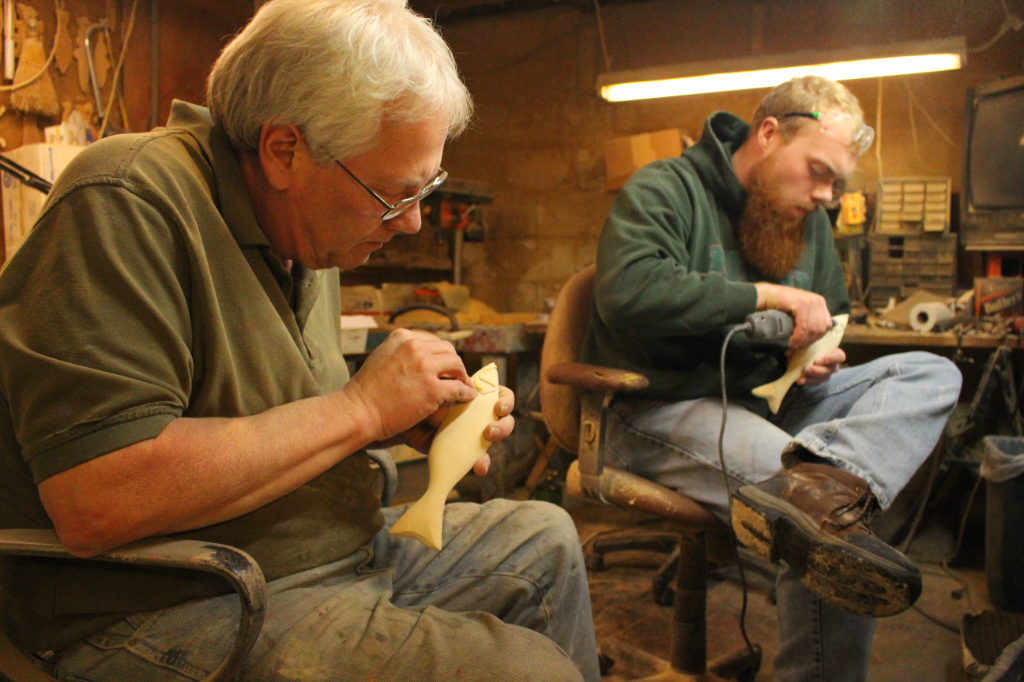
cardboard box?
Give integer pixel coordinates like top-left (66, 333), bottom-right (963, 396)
top-left (2, 143), bottom-right (85, 262)
top-left (340, 315), bottom-right (378, 354)
top-left (604, 129), bottom-right (683, 192)
top-left (339, 285), bottom-right (384, 315)
top-left (380, 282), bottom-right (418, 315)
top-left (975, 277), bottom-right (1024, 317)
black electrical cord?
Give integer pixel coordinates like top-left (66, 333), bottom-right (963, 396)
top-left (718, 325), bottom-right (756, 656)
top-left (896, 430), bottom-right (986, 633)
top-left (906, 474), bottom-right (985, 636)
top-left (0, 153), bottom-right (53, 194)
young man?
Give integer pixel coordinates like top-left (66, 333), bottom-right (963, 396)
top-left (584, 75), bottom-right (961, 681)
top-left (0, 2), bottom-right (598, 680)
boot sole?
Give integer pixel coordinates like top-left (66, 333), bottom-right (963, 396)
top-left (732, 487), bottom-right (918, 618)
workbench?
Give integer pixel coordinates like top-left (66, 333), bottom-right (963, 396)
top-left (358, 322), bottom-right (544, 384)
top-left (841, 324), bottom-right (1022, 414)
top-left (843, 324), bottom-right (1024, 350)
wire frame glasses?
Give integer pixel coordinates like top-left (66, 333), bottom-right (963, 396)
top-left (335, 161), bottom-right (448, 221)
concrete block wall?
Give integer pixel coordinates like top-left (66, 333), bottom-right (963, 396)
top-left (41, 0), bottom-right (1020, 314)
top-left (430, 0), bottom-right (1024, 312)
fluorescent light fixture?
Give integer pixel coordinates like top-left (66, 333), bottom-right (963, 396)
top-left (598, 37), bottom-right (966, 102)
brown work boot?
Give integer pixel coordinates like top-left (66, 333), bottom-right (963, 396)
top-left (731, 463), bottom-right (922, 618)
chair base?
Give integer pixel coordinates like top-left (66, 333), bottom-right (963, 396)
top-left (590, 527), bottom-right (762, 682)
top-left (600, 637), bottom-right (762, 682)
top-left (587, 529), bottom-right (680, 605)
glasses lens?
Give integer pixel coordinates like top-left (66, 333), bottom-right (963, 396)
top-left (855, 125), bottom-right (875, 155)
top-left (381, 170), bottom-right (448, 221)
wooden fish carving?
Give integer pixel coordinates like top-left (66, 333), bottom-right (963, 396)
top-left (389, 363), bottom-right (501, 550)
top-left (751, 314), bottom-right (849, 414)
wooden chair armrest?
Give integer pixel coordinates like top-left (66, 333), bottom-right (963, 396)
top-left (546, 362), bottom-right (649, 393)
top-left (0, 530), bottom-right (266, 682)
top-left (366, 449), bottom-right (397, 507)
top-left (566, 462), bottom-right (721, 529)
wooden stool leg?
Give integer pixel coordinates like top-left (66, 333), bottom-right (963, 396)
top-left (673, 529), bottom-right (708, 675)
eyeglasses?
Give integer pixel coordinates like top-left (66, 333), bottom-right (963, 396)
top-left (335, 160), bottom-right (447, 221)
top-left (779, 111), bottom-right (823, 122)
top-left (777, 111), bottom-right (875, 155)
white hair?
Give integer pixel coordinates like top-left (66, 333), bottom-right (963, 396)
top-left (207, 0), bottom-right (473, 163)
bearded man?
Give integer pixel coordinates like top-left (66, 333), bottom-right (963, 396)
top-left (583, 76), bottom-right (961, 682)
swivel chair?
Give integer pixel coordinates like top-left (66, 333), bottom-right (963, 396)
top-left (0, 450), bottom-right (397, 682)
top-left (540, 264), bottom-right (761, 682)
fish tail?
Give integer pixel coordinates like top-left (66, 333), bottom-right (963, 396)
top-left (751, 379), bottom-right (787, 414)
top-left (388, 492), bottom-right (445, 550)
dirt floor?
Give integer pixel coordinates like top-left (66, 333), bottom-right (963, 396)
top-left (566, 496), bottom-right (991, 682)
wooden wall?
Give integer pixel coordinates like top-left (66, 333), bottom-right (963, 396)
top-left (0, 0), bottom-right (250, 156)
top-left (3, 0), bottom-right (1023, 312)
top-left (0, 0), bottom-right (252, 265)
top-left (121, 0), bottom-right (253, 131)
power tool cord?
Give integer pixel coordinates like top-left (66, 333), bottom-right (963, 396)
top-left (719, 324), bottom-right (757, 656)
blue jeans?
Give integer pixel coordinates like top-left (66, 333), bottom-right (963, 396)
top-left (604, 351), bottom-right (962, 682)
top-left (53, 499), bottom-right (599, 682)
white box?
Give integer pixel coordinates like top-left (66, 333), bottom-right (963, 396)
top-left (340, 315), bottom-right (378, 354)
top-left (2, 143), bottom-right (86, 261)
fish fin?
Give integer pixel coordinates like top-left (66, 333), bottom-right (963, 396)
top-left (751, 379), bottom-right (787, 414)
top-left (389, 495), bottom-right (444, 551)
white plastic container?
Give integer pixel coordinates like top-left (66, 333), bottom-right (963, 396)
top-left (340, 315), bottom-right (378, 354)
top-left (2, 143), bottom-right (86, 261)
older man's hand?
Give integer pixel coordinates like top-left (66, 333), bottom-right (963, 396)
top-left (403, 385), bottom-right (516, 475)
top-left (344, 329), bottom-right (477, 443)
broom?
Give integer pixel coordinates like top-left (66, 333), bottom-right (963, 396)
top-left (10, 3), bottom-right (60, 119)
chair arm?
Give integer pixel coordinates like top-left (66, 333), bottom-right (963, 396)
top-left (366, 449), bottom-right (398, 507)
top-left (0, 530), bottom-right (266, 682)
top-left (566, 462), bottom-right (721, 529)
top-left (0, 633), bottom-right (54, 682)
top-left (546, 362), bottom-right (649, 393)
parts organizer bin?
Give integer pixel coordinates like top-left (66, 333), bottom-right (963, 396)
top-left (874, 177), bottom-right (952, 234)
top-left (868, 232), bottom-right (957, 310)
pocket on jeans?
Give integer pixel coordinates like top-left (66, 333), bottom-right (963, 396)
top-left (84, 617), bottom-right (138, 651)
top-left (109, 597), bottom-right (239, 681)
top-left (120, 643), bottom-right (209, 681)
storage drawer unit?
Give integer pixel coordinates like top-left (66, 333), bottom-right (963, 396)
top-left (868, 233), bottom-right (957, 309)
top-left (875, 177), bottom-right (952, 234)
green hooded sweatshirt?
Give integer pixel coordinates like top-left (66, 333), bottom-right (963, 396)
top-left (582, 111), bottom-right (850, 402)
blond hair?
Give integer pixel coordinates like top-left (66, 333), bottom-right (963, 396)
top-left (750, 76), bottom-right (872, 154)
top-left (207, 0), bottom-right (473, 163)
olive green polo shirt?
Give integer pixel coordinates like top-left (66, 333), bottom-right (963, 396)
top-left (0, 101), bottom-right (383, 651)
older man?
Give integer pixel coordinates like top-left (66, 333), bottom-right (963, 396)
top-left (0, 1), bottom-right (597, 680)
top-left (584, 76), bottom-right (961, 681)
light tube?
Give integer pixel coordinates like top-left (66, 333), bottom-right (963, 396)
top-left (598, 39), bottom-right (966, 102)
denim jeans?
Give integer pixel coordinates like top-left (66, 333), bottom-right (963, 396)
top-left (53, 499), bottom-right (599, 682)
top-left (603, 351), bottom-right (962, 682)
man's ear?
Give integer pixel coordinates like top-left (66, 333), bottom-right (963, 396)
top-left (258, 121), bottom-right (306, 191)
top-left (757, 116), bottom-right (782, 152)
